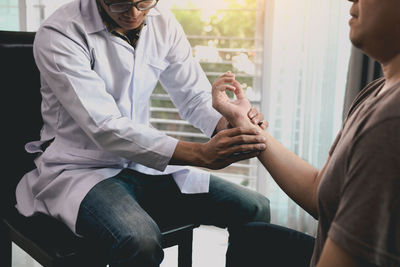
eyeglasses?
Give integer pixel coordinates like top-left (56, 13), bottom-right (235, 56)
top-left (103, 0), bottom-right (159, 13)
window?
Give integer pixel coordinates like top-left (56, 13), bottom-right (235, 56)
top-left (0, 0), bottom-right (20, 31)
top-left (152, 0), bottom-right (265, 189)
top-left (262, 0), bottom-right (351, 234)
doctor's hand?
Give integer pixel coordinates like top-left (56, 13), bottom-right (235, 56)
top-left (199, 127), bottom-right (266, 170)
top-left (170, 126), bottom-right (266, 170)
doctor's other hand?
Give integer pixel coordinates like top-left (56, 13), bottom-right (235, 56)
top-left (200, 127), bottom-right (266, 170)
top-left (248, 107), bottom-right (269, 130)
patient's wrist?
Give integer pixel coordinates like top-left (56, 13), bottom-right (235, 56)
top-left (231, 116), bottom-right (254, 129)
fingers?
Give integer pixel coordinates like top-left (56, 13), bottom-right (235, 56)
top-left (259, 120), bottom-right (269, 130)
top-left (215, 141), bottom-right (265, 160)
top-left (220, 126), bottom-right (260, 137)
top-left (204, 125), bottom-right (266, 169)
top-left (211, 150), bottom-right (260, 170)
top-left (213, 79), bottom-right (236, 93)
top-left (213, 127), bottom-right (265, 159)
top-left (226, 136), bottom-right (266, 152)
top-left (226, 142), bottom-right (266, 155)
top-left (212, 72), bottom-right (248, 103)
top-left (248, 107), bottom-right (269, 130)
top-left (215, 83), bottom-right (236, 93)
top-left (221, 128), bottom-right (266, 153)
top-left (215, 71), bottom-right (235, 82)
top-left (213, 71), bottom-right (236, 89)
top-left (231, 80), bottom-right (246, 99)
top-left (248, 107), bottom-right (258, 120)
top-left (220, 71), bottom-right (234, 78)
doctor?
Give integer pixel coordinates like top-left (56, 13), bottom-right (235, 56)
top-left (15, 0), bottom-right (271, 266)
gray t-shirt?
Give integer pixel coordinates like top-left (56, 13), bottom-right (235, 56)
top-left (310, 78), bottom-right (400, 266)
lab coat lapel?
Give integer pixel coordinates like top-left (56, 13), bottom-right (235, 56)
top-left (131, 24), bottom-right (148, 121)
top-left (108, 34), bottom-right (135, 52)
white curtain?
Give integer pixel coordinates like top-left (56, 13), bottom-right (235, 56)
top-left (260, 0), bottom-right (352, 235)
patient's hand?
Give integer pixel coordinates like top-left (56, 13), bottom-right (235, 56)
top-left (212, 72), bottom-right (254, 128)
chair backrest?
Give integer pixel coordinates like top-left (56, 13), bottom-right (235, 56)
top-left (0, 31), bottom-right (42, 215)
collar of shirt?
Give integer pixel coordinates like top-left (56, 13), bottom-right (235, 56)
top-left (96, 0), bottom-right (146, 48)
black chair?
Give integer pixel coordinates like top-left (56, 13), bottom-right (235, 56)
top-left (0, 30), bottom-right (198, 267)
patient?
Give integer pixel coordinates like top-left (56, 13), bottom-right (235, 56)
top-left (212, 0), bottom-right (400, 266)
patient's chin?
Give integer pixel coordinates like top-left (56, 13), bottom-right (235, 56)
top-left (349, 33), bottom-right (362, 50)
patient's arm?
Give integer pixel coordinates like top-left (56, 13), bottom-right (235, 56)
top-left (316, 238), bottom-right (359, 267)
top-left (212, 73), bottom-right (324, 218)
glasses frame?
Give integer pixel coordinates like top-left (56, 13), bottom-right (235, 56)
top-left (103, 0), bottom-right (159, 13)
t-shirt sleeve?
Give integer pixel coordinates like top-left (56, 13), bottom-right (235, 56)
top-left (328, 118), bottom-right (400, 266)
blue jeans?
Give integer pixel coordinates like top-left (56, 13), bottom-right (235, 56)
top-left (226, 222), bottom-right (315, 267)
top-left (76, 168), bottom-right (270, 267)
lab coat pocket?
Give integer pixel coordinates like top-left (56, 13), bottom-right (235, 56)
top-left (136, 56), bottom-right (169, 98)
top-left (25, 139), bottom-right (51, 154)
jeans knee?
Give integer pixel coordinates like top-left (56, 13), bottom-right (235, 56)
top-left (137, 233), bottom-right (164, 262)
top-left (251, 193), bottom-right (271, 223)
top-left (112, 230), bottom-right (163, 266)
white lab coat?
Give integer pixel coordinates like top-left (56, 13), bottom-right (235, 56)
top-left (15, 0), bottom-right (222, 234)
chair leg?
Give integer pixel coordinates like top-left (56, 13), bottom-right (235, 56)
top-left (1, 220), bottom-right (12, 267)
top-left (177, 229), bottom-right (194, 267)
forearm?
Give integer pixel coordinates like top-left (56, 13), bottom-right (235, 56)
top-left (169, 140), bottom-right (205, 167)
top-left (235, 116), bottom-right (320, 216)
top-left (258, 130), bottom-right (320, 217)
